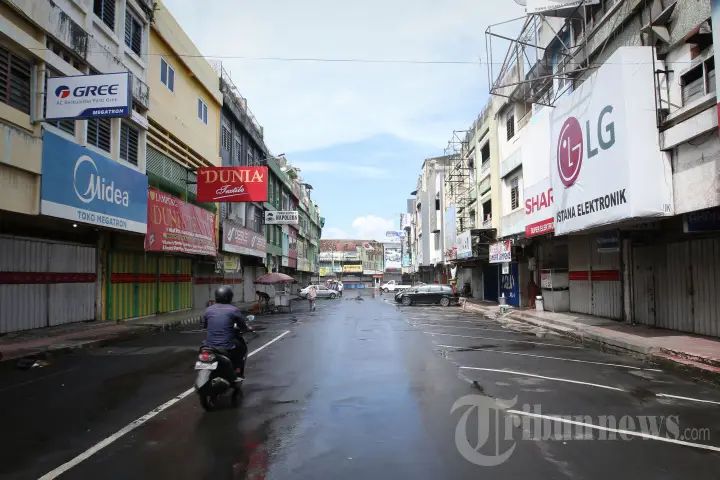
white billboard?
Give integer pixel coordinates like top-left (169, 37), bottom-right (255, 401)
top-left (522, 108), bottom-right (555, 238)
top-left (265, 210), bottom-right (299, 225)
top-left (526, 0), bottom-right (599, 14)
top-left (384, 244), bottom-right (402, 271)
top-left (549, 47), bottom-right (673, 235)
top-left (46, 72), bottom-right (131, 121)
top-left (489, 240), bottom-right (512, 264)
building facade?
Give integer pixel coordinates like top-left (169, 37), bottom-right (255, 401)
top-left (0, 0), bottom-right (153, 332)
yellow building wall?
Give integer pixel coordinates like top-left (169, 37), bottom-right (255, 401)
top-left (148, 1), bottom-right (222, 167)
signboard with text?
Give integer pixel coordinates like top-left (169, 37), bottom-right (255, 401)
top-left (489, 240), bottom-right (512, 264)
top-left (222, 221), bottom-right (267, 258)
top-left (265, 210), bottom-right (299, 225)
top-left (46, 72), bottom-right (131, 120)
top-left (549, 47), bottom-right (673, 235)
top-left (145, 188), bottom-right (217, 255)
top-left (197, 166), bottom-right (268, 203)
top-left (40, 130), bottom-right (148, 233)
top-left (456, 231), bottom-right (472, 260)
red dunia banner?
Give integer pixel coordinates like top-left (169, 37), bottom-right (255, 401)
top-left (196, 166), bottom-right (268, 203)
top-left (145, 188), bottom-right (217, 255)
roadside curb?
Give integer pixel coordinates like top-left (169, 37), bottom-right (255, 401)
top-left (462, 302), bottom-right (720, 382)
top-left (128, 315), bottom-right (204, 332)
top-left (0, 327), bottom-right (148, 370)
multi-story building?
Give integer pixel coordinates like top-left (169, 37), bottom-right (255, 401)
top-left (102, 0), bottom-right (223, 321)
top-left (0, 0), bottom-right (153, 332)
top-left (410, 155), bottom-right (454, 284)
top-left (479, 0), bottom-right (720, 337)
top-left (318, 239), bottom-right (383, 289)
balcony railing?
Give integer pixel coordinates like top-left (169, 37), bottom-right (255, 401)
top-left (480, 161), bottom-right (490, 178)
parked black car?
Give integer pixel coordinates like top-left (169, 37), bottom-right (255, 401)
top-left (395, 284), bottom-right (459, 307)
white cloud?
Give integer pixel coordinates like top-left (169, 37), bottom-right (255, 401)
top-left (322, 226), bottom-right (348, 239)
top-left (161, 0), bottom-right (523, 153)
top-left (293, 161), bottom-right (390, 179)
top-left (322, 215), bottom-right (396, 241)
top-left (351, 215), bottom-right (395, 241)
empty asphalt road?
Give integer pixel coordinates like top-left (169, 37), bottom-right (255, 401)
top-left (1, 295), bottom-right (719, 479)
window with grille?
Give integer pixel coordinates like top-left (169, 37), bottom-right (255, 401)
top-left (510, 176), bottom-right (520, 210)
top-left (254, 211), bottom-right (262, 233)
top-left (197, 98), bottom-right (208, 124)
top-left (506, 114), bottom-right (515, 140)
top-left (681, 57), bottom-right (715, 105)
top-left (160, 58), bottom-right (175, 92)
top-left (44, 69), bottom-right (75, 135)
top-left (247, 150), bottom-right (255, 165)
top-left (87, 117), bottom-right (112, 153)
top-left (94, 0), bottom-right (115, 30)
top-left (125, 9), bottom-right (143, 55)
top-left (0, 46), bottom-right (31, 115)
top-left (234, 136), bottom-right (243, 164)
top-left (220, 117), bottom-right (231, 152)
top-left (120, 122), bottom-right (140, 165)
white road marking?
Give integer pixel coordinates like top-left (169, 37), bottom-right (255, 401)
top-left (460, 366), bottom-right (720, 405)
top-left (38, 330), bottom-right (292, 480)
top-left (436, 344), bottom-right (662, 372)
top-left (655, 393), bottom-right (720, 406)
top-left (427, 332), bottom-right (583, 349)
top-left (460, 366), bottom-right (626, 392)
top-left (506, 409), bottom-right (720, 452)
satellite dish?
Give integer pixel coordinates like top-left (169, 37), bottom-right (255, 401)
top-left (514, 0), bottom-right (527, 5)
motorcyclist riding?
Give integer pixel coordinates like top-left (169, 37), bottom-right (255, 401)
top-left (202, 286), bottom-right (254, 382)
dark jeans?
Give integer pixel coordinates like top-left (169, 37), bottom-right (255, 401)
top-left (227, 337), bottom-right (248, 377)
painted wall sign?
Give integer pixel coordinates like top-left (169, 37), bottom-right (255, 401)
top-left (145, 188), bottom-right (217, 256)
top-left (46, 72), bottom-right (131, 120)
top-left (595, 231), bottom-right (620, 253)
top-left (265, 210), bottom-right (299, 225)
top-left (197, 166), bottom-right (268, 203)
top-left (40, 130), bottom-right (147, 233)
top-left (222, 221), bottom-right (267, 258)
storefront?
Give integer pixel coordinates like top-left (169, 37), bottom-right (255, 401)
top-left (222, 220), bottom-right (267, 302)
top-left (33, 131), bottom-right (150, 325)
top-left (521, 47), bottom-right (674, 321)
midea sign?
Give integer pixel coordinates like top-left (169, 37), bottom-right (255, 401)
top-left (46, 72), bottom-right (131, 121)
top-left (40, 131), bottom-right (148, 233)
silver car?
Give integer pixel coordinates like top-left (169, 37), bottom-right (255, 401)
top-left (299, 285), bottom-right (339, 299)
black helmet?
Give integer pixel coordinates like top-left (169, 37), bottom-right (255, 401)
top-left (215, 285), bottom-right (234, 304)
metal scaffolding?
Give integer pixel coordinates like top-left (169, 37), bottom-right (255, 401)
top-left (443, 129), bottom-right (476, 235)
top-left (485, 5), bottom-right (592, 107)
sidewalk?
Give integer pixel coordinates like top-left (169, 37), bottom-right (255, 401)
top-left (461, 299), bottom-right (720, 377)
top-left (0, 301), bottom-right (256, 365)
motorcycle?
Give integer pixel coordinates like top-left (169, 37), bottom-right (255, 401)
top-left (194, 315), bottom-right (255, 411)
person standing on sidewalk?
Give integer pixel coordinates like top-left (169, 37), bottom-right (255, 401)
top-left (308, 284), bottom-right (317, 311)
top-left (338, 281), bottom-right (344, 297)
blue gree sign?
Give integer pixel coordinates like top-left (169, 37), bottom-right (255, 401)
top-left (40, 130), bottom-right (148, 233)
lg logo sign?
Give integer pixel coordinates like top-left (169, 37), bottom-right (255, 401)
top-left (557, 106), bottom-right (616, 187)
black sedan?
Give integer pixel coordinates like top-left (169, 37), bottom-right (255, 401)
top-left (395, 284), bottom-right (459, 307)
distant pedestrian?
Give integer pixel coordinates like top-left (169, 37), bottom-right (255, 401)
top-left (307, 284), bottom-right (317, 311)
top-left (338, 281), bottom-right (344, 297)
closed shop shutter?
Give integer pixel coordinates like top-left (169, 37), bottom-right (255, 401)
top-left (193, 261), bottom-right (221, 308)
top-left (158, 257), bottom-right (192, 313)
top-left (0, 237), bottom-right (96, 333)
top-left (568, 235), bottom-right (622, 319)
top-left (636, 238), bottom-right (720, 337)
top-left (107, 252), bottom-right (157, 321)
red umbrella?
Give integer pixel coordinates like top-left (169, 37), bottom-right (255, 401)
top-left (253, 272), bottom-right (297, 285)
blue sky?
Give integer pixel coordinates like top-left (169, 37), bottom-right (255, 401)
top-left (163, 0), bottom-right (523, 240)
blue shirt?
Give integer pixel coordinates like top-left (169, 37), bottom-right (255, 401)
top-left (202, 304), bottom-right (250, 349)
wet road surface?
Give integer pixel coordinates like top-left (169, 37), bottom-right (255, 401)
top-left (1, 295), bottom-right (720, 479)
